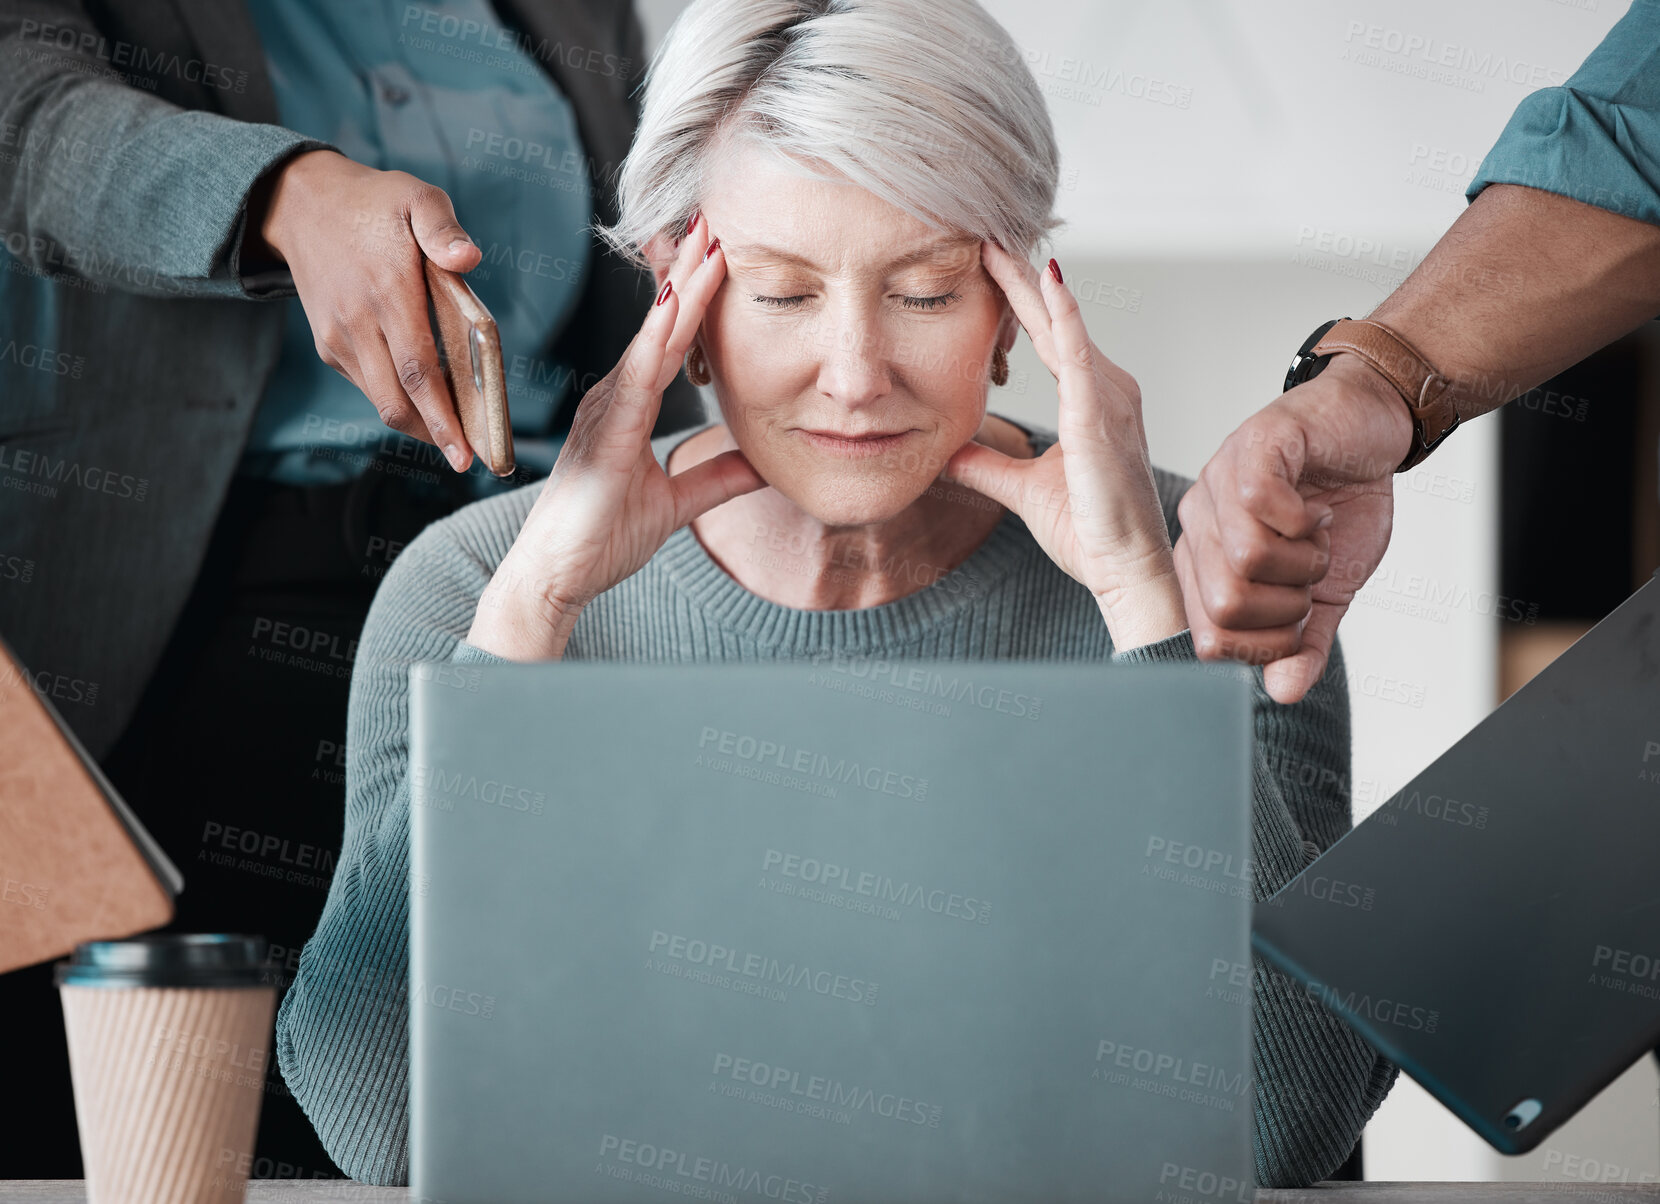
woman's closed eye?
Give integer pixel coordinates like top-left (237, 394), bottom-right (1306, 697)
top-left (897, 290), bottom-right (961, 312)
top-left (748, 290), bottom-right (963, 311)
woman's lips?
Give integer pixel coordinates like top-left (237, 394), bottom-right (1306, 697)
top-left (797, 429), bottom-right (914, 456)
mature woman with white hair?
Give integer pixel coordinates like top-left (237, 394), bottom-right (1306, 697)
top-left (276, 0), bottom-right (1395, 1186)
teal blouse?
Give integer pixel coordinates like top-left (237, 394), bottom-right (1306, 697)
top-left (241, 0), bottom-right (593, 485)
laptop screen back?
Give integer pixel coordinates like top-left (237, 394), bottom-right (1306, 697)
top-left (411, 660), bottom-right (1254, 1204)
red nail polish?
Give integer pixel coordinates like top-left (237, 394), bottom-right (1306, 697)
top-left (686, 211), bottom-right (700, 237)
top-left (656, 280), bottom-right (673, 306)
top-left (1047, 258), bottom-right (1063, 284)
top-left (703, 237), bottom-right (721, 262)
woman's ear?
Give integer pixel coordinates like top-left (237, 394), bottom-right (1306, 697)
top-left (996, 306), bottom-right (1019, 354)
top-left (641, 231), bottom-right (679, 288)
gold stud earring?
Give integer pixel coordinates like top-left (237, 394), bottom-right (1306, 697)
top-left (685, 343), bottom-right (712, 387)
top-left (990, 345), bottom-right (1009, 387)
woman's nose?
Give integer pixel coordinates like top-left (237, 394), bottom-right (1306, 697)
top-left (813, 320), bottom-right (893, 407)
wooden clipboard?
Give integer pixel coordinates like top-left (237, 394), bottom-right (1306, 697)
top-left (0, 633), bottom-right (179, 974)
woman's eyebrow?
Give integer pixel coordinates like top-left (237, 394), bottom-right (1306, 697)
top-left (887, 239), bottom-right (979, 272)
top-left (720, 244), bottom-right (821, 270)
top-left (722, 236), bottom-right (977, 273)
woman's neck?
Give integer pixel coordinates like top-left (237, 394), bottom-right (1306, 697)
top-left (671, 415), bottom-right (1034, 611)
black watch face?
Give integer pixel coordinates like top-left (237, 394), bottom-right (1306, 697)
top-left (1284, 318), bottom-right (1344, 392)
top-left (1284, 351), bottom-right (1332, 392)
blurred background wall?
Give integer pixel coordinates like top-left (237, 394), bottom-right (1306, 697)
top-left (640, 0), bottom-right (1659, 1186)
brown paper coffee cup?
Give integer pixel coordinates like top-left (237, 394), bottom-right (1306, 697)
top-left (57, 936), bottom-right (276, 1204)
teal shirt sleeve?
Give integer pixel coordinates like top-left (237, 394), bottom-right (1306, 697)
top-left (1467, 0), bottom-right (1660, 224)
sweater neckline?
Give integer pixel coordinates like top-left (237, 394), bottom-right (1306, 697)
top-left (651, 418), bottom-right (1051, 649)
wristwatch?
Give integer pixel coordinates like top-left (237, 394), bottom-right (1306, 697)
top-left (1283, 317), bottom-right (1460, 473)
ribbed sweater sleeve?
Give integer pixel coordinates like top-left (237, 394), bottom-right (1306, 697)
top-left (1114, 630), bottom-right (1398, 1186)
top-left (273, 499), bottom-right (517, 1185)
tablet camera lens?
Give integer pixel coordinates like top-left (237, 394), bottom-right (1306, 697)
top-left (1504, 1098), bottom-right (1543, 1130)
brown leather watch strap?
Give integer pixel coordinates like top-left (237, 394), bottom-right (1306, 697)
top-left (1311, 318), bottom-right (1460, 472)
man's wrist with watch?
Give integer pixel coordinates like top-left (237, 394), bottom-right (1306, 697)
top-left (1282, 317), bottom-right (1460, 475)
top-left (1283, 351), bottom-right (1415, 482)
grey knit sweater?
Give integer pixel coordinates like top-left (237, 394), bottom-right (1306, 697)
top-left (274, 416), bottom-right (1396, 1188)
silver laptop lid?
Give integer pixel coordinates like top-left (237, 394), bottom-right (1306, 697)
top-left (411, 660), bottom-right (1254, 1204)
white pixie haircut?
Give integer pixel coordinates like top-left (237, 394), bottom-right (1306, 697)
top-left (598, 0), bottom-right (1061, 265)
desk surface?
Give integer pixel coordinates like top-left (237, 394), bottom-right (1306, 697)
top-left (6, 1184), bottom-right (1660, 1201)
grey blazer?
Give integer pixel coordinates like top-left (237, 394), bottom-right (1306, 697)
top-left (0, 0), bottom-right (704, 759)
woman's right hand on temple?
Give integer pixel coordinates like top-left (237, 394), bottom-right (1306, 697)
top-left (466, 217), bottom-right (765, 662)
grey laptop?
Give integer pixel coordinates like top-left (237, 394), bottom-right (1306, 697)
top-left (410, 659), bottom-right (1255, 1204)
top-left (1254, 570), bottom-right (1660, 1154)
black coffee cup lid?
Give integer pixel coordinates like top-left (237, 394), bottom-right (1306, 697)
top-left (55, 934), bottom-right (270, 988)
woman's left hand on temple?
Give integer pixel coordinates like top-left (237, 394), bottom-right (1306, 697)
top-left (941, 241), bottom-right (1188, 650)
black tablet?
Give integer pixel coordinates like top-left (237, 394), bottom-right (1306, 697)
top-left (1253, 571), bottom-right (1660, 1153)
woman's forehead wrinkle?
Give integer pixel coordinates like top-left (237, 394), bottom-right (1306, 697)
top-left (719, 233), bottom-right (980, 277)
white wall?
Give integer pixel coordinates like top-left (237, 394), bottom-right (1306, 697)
top-left (637, 0), bottom-right (1659, 1182)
